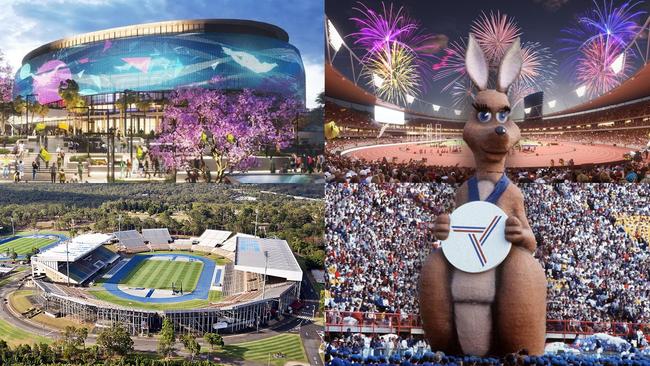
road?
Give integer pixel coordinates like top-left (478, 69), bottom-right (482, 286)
top-left (0, 266), bottom-right (324, 365)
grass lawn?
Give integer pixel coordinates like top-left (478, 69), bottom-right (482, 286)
top-left (0, 317), bottom-right (49, 347)
top-left (208, 290), bottom-right (223, 303)
top-left (9, 289), bottom-right (91, 331)
top-left (0, 237), bottom-right (58, 255)
top-left (148, 250), bottom-right (231, 265)
top-left (219, 334), bottom-right (307, 366)
top-left (121, 257), bottom-right (203, 291)
top-left (90, 289), bottom-right (211, 311)
top-left (9, 289), bottom-right (34, 313)
top-left (13, 230), bottom-right (68, 237)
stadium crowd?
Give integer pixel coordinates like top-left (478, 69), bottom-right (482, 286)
top-left (325, 184), bottom-right (455, 319)
top-left (530, 184), bottom-right (650, 326)
top-left (324, 152), bottom-right (650, 184)
top-left (326, 183), bottom-right (650, 327)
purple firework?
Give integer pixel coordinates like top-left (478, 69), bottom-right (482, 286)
top-left (560, 0), bottom-right (645, 96)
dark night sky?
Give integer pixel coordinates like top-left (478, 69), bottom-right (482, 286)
top-left (326, 0), bottom-right (650, 118)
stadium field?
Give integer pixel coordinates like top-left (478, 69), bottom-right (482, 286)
top-left (221, 334), bottom-right (308, 366)
top-left (0, 236), bottom-right (58, 255)
top-left (120, 257), bottom-right (203, 291)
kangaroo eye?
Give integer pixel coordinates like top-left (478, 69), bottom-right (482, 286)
top-left (496, 111), bottom-right (510, 123)
top-left (477, 111), bottom-right (491, 123)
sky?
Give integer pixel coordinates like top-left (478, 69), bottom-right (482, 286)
top-left (326, 0), bottom-right (650, 118)
top-left (0, 0), bottom-right (324, 108)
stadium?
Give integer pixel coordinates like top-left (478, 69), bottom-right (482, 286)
top-left (324, 1), bottom-right (650, 184)
top-left (12, 19), bottom-right (305, 134)
top-left (27, 228), bottom-right (303, 335)
top-left (2, 19), bottom-right (323, 184)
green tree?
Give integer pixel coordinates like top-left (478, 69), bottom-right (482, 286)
top-left (204, 332), bottom-right (224, 359)
top-left (158, 318), bottom-right (176, 358)
top-left (180, 334), bottom-right (201, 361)
top-left (59, 326), bottom-right (88, 362)
top-left (96, 322), bottom-right (134, 358)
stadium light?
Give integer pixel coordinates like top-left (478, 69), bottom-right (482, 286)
top-left (548, 100), bottom-right (556, 108)
top-left (454, 109), bottom-right (461, 116)
top-left (372, 73), bottom-right (384, 88)
top-left (327, 19), bottom-right (345, 52)
top-left (432, 104), bottom-right (441, 112)
top-left (575, 85), bottom-right (587, 97)
top-left (406, 94), bottom-right (415, 104)
top-left (524, 107), bottom-right (532, 114)
top-left (611, 52), bottom-right (625, 74)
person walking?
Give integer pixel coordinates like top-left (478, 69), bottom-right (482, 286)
top-left (32, 160), bottom-right (39, 181)
top-left (77, 160), bottom-right (83, 182)
top-left (50, 163), bottom-right (57, 184)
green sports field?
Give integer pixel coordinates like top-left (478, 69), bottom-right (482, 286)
top-left (220, 334), bottom-right (308, 366)
top-left (0, 236), bottom-right (58, 255)
top-left (120, 257), bottom-right (203, 291)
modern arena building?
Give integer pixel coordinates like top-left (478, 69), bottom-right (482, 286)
top-left (12, 19), bottom-right (306, 135)
top-left (30, 229), bottom-right (303, 336)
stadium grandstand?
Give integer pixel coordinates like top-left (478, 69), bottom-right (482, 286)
top-left (31, 233), bottom-right (117, 284)
top-left (324, 5), bottom-right (650, 184)
top-left (29, 229), bottom-right (304, 336)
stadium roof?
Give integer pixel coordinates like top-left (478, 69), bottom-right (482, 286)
top-left (142, 228), bottom-right (172, 245)
top-left (38, 233), bottom-right (113, 262)
top-left (326, 63), bottom-right (465, 123)
top-left (23, 19), bottom-right (289, 63)
top-left (549, 62), bottom-right (650, 117)
top-left (234, 237), bottom-right (303, 282)
top-left (114, 230), bottom-right (146, 248)
top-left (221, 233), bottom-right (256, 252)
top-left (197, 230), bottom-right (233, 248)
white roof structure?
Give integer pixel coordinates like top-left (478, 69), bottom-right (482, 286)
top-left (38, 233), bottom-right (113, 262)
top-left (234, 237), bottom-right (302, 282)
top-left (142, 228), bottom-right (172, 245)
top-left (221, 233), bottom-right (256, 252)
top-left (197, 230), bottom-right (232, 247)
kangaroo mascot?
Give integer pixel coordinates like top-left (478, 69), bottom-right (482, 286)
top-left (418, 34), bottom-right (547, 356)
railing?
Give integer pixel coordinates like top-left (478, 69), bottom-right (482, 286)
top-left (325, 310), bottom-right (650, 339)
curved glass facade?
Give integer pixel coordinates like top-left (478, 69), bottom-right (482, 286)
top-left (13, 31), bottom-right (305, 105)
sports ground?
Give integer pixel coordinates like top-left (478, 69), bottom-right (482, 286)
top-left (119, 257), bottom-right (203, 291)
top-left (102, 253), bottom-right (217, 305)
top-left (0, 234), bottom-right (65, 256)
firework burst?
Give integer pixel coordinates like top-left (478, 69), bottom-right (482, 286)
top-left (450, 78), bottom-right (475, 107)
top-left (363, 42), bottom-right (420, 105)
top-left (350, 1), bottom-right (436, 104)
top-left (519, 41), bottom-right (557, 90)
top-left (575, 35), bottom-right (631, 97)
top-left (470, 11), bottom-right (522, 66)
top-left (432, 39), bottom-right (468, 92)
top-left (561, 0), bottom-right (645, 97)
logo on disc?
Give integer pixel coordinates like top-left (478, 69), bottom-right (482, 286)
top-left (441, 201), bottom-right (511, 273)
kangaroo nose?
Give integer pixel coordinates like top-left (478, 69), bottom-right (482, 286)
top-left (495, 126), bottom-right (507, 136)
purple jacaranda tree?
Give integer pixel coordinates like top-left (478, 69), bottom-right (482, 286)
top-left (150, 87), bottom-right (300, 182)
top-left (0, 50), bottom-right (13, 134)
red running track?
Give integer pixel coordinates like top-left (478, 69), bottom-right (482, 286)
top-left (343, 140), bottom-right (632, 168)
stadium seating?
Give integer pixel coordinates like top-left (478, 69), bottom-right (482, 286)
top-left (57, 246), bottom-right (119, 284)
top-left (113, 230), bottom-right (148, 253)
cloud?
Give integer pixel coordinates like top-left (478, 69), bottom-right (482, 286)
top-left (533, 0), bottom-right (570, 11)
top-left (304, 58), bottom-right (324, 109)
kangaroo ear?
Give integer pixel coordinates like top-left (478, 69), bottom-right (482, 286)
top-left (465, 34), bottom-right (489, 91)
top-left (497, 37), bottom-right (523, 92)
